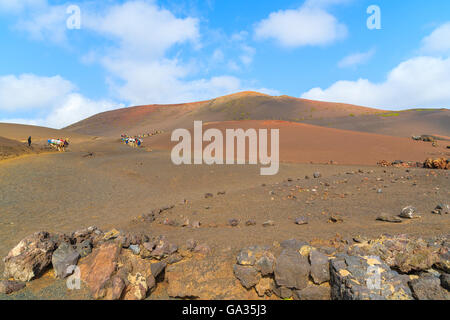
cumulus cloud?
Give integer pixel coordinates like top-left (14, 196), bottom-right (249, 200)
top-left (338, 49), bottom-right (375, 68)
top-left (302, 56), bottom-right (450, 109)
top-left (0, 74), bottom-right (74, 112)
top-left (84, 1), bottom-right (259, 104)
top-left (254, 3), bottom-right (347, 47)
top-left (421, 22), bottom-right (450, 55)
top-left (0, 0), bottom-right (46, 13)
top-left (0, 73), bottom-right (119, 128)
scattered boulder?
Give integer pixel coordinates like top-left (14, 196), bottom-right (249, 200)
top-left (228, 219), bottom-right (239, 227)
top-left (51, 242), bottom-right (80, 278)
top-left (3, 231), bottom-right (57, 282)
top-left (313, 172), bottom-right (322, 179)
top-left (236, 246), bottom-right (271, 266)
top-left (204, 193), bottom-right (213, 199)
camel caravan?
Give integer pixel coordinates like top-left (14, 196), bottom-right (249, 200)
top-left (121, 130), bottom-right (163, 148)
top-left (47, 138), bottom-right (69, 152)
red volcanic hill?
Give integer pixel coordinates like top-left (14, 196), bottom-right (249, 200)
top-left (64, 91), bottom-right (385, 137)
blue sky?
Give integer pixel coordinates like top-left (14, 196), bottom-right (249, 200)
top-left (1, 0), bottom-right (450, 128)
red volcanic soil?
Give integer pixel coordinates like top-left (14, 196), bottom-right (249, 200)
top-left (147, 120), bottom-right (446, 166)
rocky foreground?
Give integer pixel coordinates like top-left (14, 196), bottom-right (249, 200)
top-left (1, 227), bottom-right (449, 300)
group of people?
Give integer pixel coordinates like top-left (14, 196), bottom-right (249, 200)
top-left (121, 135), bottom-right (143, 147)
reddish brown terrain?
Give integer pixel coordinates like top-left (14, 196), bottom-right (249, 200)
top-left (0, 92), bottom-right (449, 300)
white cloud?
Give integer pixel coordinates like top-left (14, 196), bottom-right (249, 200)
top-left (84, 1), bottom-right (199, 59)
top-left (14, 4), bottom-right (68, 44)
top-left (0, 0), bottom-right (46, 13)
top-left (421, 22), bottom-right (450, 55)
top-left (302, 56), bottom-right (450, 109)
top-left (0, 73), bottom-right (119, 128)
top-left (338, 49), bottom-right (375, 68)
top-left (0, 74), bottom-right (74, 111)
top-left (254, 4), bottom-right (347, 47)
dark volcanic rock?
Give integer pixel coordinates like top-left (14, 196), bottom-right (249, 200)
top-left (274, 249), bottom-right (310, 290)
top-left (409, 276), bottom-right (450, 300)
top-left (52, 242), bottom-right (80, 278)
top-left (233, 265), bottom-right (260, 289)
top-left (76, 239), bottom-right (93, 257)
top-left (440, 273), bottom-right (450, 291)
top-left (280, 239), bottom-right (308, 251)
top-left (330, 254), bottom-right (413, 300)
top-left (236, 246), bottom-right (270, 266)
top-left (309, 249), bottom-right (330, 284)
top-left (3, 231), bottom-right (57, 282)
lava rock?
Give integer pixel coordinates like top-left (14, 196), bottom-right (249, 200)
top-left (3, 231), bottom-right (57, 282)
top-left (233, 265), bottom-right (260, 289)
top-left (52, 242), bottom-right (80, 278)
top-left (309, 249), bottom-right (330, 284)
top-left (409, 276), bottom-right (450, 300)
top-left (274, 249), bottom-right (310, 290)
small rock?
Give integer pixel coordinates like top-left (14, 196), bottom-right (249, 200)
top-left (204, 193), bottom-right (213, 199)
top-left (376, 213), bottom-right (403, 223)
top-left (0, 280), bottom-right (26, 294)
top-left (262, 220), bottom-right (275, 227)
top-left (245, 219), bottom-right (256, 226)
top-left (313, 172), bottom-right (322, 179)
top-left (186, 239), bottom-right (197, 251)
top-left (76, 239), bottom-right (92, 257)
top-left (295, 217), bottom-right (308, 225)
top-left (400, 206), bottom-right (420, 219)
top-left (129, 244), bottom-right (140, 255)
top-left (191, 221), bottom-right (201, 228)
top-left (228, 219), bottom-right (239, 227)
top-left (193, 243), bottom-right (211, 254)
top-left (103, 229), bottom-right (121, 241)
top-left (328, 214), bottom-right (343, 223)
